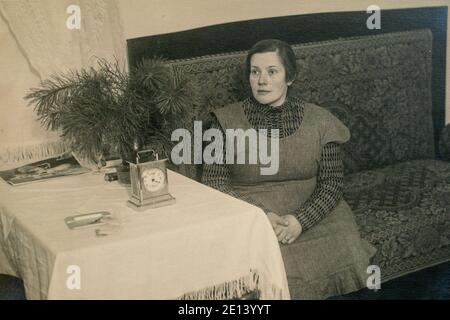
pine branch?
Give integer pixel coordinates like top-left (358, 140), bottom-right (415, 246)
top-left (24, 56), bottom-right (194, 161)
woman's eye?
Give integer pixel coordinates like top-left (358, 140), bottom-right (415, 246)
top-left (250, 70), bottom-right (259, 76)
top-left (268, 69), bottom-right (277, 75)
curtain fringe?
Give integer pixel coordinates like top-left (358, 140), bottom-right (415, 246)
top-left (177, 269), bottom-right (284, 300)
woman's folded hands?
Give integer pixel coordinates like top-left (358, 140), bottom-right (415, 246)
top-left (267, 212), bottom-right (302, 245)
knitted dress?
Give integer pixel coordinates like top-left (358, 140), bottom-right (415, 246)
top-left (202, 96), bottom-right (376, 299)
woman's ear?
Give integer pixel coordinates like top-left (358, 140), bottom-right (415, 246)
top-left (286, 75), bottom-right (295, 87)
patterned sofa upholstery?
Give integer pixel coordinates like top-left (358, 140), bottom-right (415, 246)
top-left (165, 29), bottom-right (450, 283)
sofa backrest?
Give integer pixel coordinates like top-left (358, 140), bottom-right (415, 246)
top-left (166, 29), bottom-right (435, 180)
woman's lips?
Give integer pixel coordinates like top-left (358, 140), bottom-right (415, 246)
top-left (257, 90), bottom-right (271, 95)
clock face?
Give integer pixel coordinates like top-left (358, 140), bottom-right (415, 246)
top-left (141, 168), bottom-right (166, 192)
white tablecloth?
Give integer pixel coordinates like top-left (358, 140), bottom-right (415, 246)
top-left (0, 169), bottom-right (290, 300)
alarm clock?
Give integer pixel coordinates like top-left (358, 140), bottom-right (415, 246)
top-left (127, 150), bottom-right (176, 210)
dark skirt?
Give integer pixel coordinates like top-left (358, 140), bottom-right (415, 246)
top-left (280, 200), bottom-right (376, 299)
top-left (236, 181), bottom-right (377, 299)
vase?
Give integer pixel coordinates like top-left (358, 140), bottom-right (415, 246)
top-left (117, 163), bottom-right (131, 185)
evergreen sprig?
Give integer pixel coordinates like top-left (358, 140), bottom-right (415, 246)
top-left (25, 57), bottom-right (191, 162)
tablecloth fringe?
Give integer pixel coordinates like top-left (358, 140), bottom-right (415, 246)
top-left (177, 269), bottom-right (285, 300)
top-left (0, 140), bottom-right (68, 164)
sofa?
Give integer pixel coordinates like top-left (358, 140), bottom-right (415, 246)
top-left (159, 28), bottom-right (450, 287)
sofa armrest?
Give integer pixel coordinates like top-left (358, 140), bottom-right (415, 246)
top-left (439, 124), bottom-right (450, 161)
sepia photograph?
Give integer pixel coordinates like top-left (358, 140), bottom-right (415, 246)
top-left (0, 0), bottom-right (450, 308)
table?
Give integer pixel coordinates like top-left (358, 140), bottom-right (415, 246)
top-left (0, 169), bottom-right (290, 300)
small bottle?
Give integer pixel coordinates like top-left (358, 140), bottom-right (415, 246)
top-left (133, 137), bottom-right (140, 164)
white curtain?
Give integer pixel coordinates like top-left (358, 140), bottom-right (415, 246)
top-left (0, 0), bottom-right (126, 166)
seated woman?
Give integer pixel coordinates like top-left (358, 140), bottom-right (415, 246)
top-left (202, 39), bottom-right (376, 299)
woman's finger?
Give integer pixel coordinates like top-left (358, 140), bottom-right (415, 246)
top-left (281, 229), bottom-right (293, 244)
top-left (272, 214), bottom-right (288, 227)
top-left (274, 226), bottom-right (280, 235)
top-left (277, 232), bottom-right (284, 242)
top-left (267, 212), bottom-right (282, 229)
top-left (277, 229), bottom-right (288, 241)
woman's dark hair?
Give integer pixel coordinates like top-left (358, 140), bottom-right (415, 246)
top-left (245, 39), bottom-right (298, 83)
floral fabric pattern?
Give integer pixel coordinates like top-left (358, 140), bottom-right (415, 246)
top-left (345, 159), bottom-right (450, 280)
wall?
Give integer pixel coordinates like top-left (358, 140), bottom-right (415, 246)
top-left (118, 0), bottom-right (450, 124)
top-left (0, 15), bottom-right (59, 152)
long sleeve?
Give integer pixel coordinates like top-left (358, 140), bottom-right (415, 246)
top-left (201, 118), bottom-right (272, 212)
top-left (294, 142), bottom-right (344, 231)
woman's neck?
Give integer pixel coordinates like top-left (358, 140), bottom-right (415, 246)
top-left (250, 95), bottom-right (291, 108)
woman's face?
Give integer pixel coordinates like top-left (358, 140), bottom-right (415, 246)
top-left (249, 51), bottom-right (292, 107)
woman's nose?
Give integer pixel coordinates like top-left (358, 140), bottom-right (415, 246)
top-left (258, 72), bottom-right (268, 85)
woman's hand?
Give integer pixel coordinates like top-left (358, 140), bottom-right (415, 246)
top-left (278, 215), bottom-right (302, 245)
top-left (267, 212), bottom-right (289, 238)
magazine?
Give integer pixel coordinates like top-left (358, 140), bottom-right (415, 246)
top-left (0, 152), bottom-right (91, 186)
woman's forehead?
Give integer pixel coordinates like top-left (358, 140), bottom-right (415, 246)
top-left (250, 52), bottom-right (284, 68)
